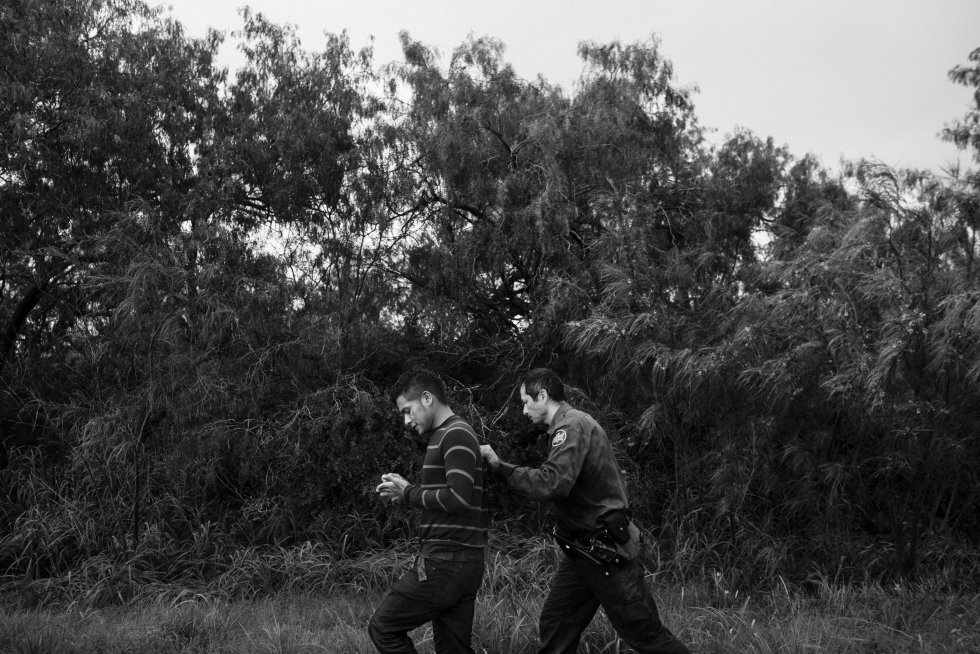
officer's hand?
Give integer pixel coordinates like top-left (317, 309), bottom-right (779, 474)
top-left (480, 444), bottom-right (499, 467)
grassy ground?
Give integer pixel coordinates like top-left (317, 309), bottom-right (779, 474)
top-left (2, 539), bottom-right (978, 653)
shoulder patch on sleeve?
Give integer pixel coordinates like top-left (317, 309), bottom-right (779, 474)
top-left (551, 429), bottom-right (567, 447)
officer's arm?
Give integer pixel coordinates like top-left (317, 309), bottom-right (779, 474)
top-left (495, 428), bottom-right (587, 502)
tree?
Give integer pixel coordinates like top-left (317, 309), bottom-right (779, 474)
top-left (0, 0), bottom-right (397, 576)
top-left (377, 35), bottom-right (719, 396)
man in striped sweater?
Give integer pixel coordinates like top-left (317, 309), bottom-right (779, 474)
top-left (370, 369), bottom-right (487, 654)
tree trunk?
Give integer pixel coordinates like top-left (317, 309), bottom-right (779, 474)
top-left (0, 282), bottom-right (46, 379)
top-left (0, 282), bottom-right (48, 470)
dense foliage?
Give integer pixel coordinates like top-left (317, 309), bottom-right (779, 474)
top-left (2, 0), bottom-right (978, 600)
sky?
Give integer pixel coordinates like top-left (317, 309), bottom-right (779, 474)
top-left (151, 0), bottom-right (980, 175)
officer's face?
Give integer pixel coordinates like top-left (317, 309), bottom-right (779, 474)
top-left (396, 392), bottom-right (434, 434)
top-left (520, 384), bottom-right (549, 424)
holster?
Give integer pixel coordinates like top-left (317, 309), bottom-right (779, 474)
top-left (599, 509), bottom-right (632, 545)
top-left (552, 522), bottom-right (631, 568)
top-left (552, 527), bottom-right (606, 566)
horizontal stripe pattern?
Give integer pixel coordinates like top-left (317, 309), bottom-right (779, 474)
top-left (406, 416), bottom-right (487, 550)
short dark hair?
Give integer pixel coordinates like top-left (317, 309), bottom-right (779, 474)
top-left (391, 368), bottom-right (448, 404)
top-left (522, 368), bottom-right (565, 402)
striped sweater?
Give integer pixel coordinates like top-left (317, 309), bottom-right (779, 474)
top-left (404, 415), bottom-right (487, 554)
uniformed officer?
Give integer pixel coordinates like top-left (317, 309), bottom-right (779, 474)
top-left (481, 368), bottom-right (690, 654)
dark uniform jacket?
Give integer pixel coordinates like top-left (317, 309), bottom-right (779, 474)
top-left (496, 402), bottom-right (631, 537)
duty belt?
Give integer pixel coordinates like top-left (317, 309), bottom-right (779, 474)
top-left (551, 524), bottom-right (629, 572)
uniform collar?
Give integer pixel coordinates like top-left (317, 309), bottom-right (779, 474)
top-left (548, 402), bottom-right (572, 434)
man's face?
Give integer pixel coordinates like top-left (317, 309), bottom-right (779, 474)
top-left (396, 392), bottom-right (433, 435)
top-left (520, 384), bottom-right (549, 424)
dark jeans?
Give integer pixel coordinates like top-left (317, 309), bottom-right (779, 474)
top-left (538, 552), bottom-right (690, 654)
top-left (369, 555), bottom-right (485, 654)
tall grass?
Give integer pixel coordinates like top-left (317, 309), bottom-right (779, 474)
top-left (1, 528), bottom-right (978, 653)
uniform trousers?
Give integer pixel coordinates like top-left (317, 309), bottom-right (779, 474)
top-left (538, 551), bottom-right (690, 654)
top-left (369, 555), bottom-right (485, 654)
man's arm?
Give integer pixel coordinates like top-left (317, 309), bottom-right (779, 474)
top-left (404, 427), bottom-right (480, 513)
